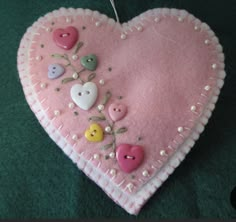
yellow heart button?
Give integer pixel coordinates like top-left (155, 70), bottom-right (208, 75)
top-left (85, 123), bottom-right (104, 142)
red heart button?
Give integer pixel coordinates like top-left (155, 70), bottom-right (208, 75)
top-left (53, 26), bottom-right (78, 50)
top-left (116, 144), bottom-right (144, 173)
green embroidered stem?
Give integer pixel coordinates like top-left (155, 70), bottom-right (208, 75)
top-left (61, 67), bottom-right (86, 84)
top-left (88, 91), bottom-right (127, 152)
top-left (52, 53), bottom-right (97, 85)
top-left (88, 115), bottom-right (106, 121)
top-left (74, 41), bottom-right (84, 54)
top-left (101, 142), bottom-right (114, 150)
top-left (115, 127), bottom-right (128, 134)
top-left (101, 91), bottom-right (112, 106)
top-left (52, 53), bottom-right (76, 71)
top-left (87, 73), bottom-right (96, 82)
top-left (51, 53), bottom-right (65, 59)
top-left (61, 77), bottom-right (75, 84)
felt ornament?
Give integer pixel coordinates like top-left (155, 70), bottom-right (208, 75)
top-left (17, 1), bottom-right (226, 215)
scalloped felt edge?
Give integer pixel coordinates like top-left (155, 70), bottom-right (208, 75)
top-left (17, 7), bottom-right (226, 215)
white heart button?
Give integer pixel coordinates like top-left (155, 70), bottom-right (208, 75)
top-left (70, 82), bottom-right (98, 110)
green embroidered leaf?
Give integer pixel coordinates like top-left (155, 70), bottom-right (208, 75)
top-left (61, 77), bottom-right (74, 84)
top-left (74, 41), bottom-right (84, 54)
top-left (101, 91), bottom-right (112, 105)
top-left (87, 73), bottom-right (96, 82)
top-left (101, 143), bottom-right (113, 150)
top-left (88, 116), bottom-right (106, 121)
top-left (51, 53), bottom-right (65, 58)
top-left (63, 54), bottom-right (69, 59)
top-left (115, 127), bottom-right (128, 134)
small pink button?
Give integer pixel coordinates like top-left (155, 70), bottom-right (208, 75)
top-left (53, 26), bottom-right (78, 50)
top-left (108, 103), bottom-right (127, 122)
top-left (116, 144), bottom-right (144, 173)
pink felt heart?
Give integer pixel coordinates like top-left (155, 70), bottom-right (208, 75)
top-left (108, 103), bottom-right (127, 122)
top-left (17, 8), bottom-right (225, 215)
top-left (116, 144), bottom-right (144, 173)
top-left (53, 26), bottom-right (78, 50)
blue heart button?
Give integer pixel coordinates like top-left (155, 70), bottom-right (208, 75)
top-left (48, 64), bottom-right (65, 79)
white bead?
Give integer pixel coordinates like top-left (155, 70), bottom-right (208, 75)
top-left (204, 39), bottom-right (210, 45)
top-left (95, 21), bottom-right (101, 27)
top-left (137, 26), bottom-right (143, 32)
top-left (194, 25), bottom-right (199, 31)
top-left (178, 17), bottom-right (183, 22)
top-left (121, 34), bottom-right (127, 40)
top-left (160, 150), bottom-right (167, 156)
top-left (71, 82), bottom-right (98, 111)
top-left (109, 152), bottom-right (115, 158)
top-left (72, 72), bottom-right (78, 79)
top-left (72, 134), bottom-right (78, 140)
top-left (127, 183), bottom-right (134, 192)
top-left (212, 64), bottom-right (217, 69)
top-left (97, 104), bottom-right (104, 111)
top-left (40, 83), bottom-right (47, 88)
top-left (191, 105), bottom-right (196, 112)
top-left (54, 110), bottom-right (60, 116)
top-left (36, 56), bottom-right (42, 61)
top-left (154, 17), bottom-right (160, 22)
top-left (72, 54), bottom-right (78, 60)
top-left (68, 102), bottom-right (75, 109)
top-left (99, 79), bottom-right (105, 85)
top-left (142, 170), bottom-right (149, 177)
top-left (204, 85), bottom-right (211, 91)
top-left (46, 27), bottom-right (52, 32)
top-left (105, 126), bottom-right (112, 133)
top-left (110, 169), bottom-right (117, 176)
top-left (66, 17), bottom-right (72, 23)
top-left (93, 154), bottom-right (100, 160)
top-left (177, 126), bottom-right (184, 133)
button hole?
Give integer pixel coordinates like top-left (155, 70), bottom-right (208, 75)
top-left (60, 33), bottom-right (70, 37)
top-left (124, 155), bottom-right (135, 160)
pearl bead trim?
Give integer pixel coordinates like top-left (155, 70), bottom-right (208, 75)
top-left (18, 7), bottom-right (226, 215)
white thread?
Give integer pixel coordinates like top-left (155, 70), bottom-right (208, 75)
top-left (118, 180), bottom-right (125, 187)
top-left (40, 98), bottom-right (46, 104)
top-left (58, 125), bottom-right (63, 130)
top-left (110, 0), bottom-right (120, 23)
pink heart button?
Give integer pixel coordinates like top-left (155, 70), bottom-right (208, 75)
top-left (116, 144), bottom-right (144, 173)
top-left (108, 103), bottom-right (127, 122)
top-left (53, 26), bottom-right (78, 50)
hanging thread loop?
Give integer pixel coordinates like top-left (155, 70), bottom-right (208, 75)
top-left (110, 0), bottom-right (120, 23)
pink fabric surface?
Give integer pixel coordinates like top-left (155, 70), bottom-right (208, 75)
top-left (17, 8), bottom-right (225, 214)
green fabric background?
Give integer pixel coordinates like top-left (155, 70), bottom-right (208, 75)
top-left (0, 0), bottom-right (236, 219)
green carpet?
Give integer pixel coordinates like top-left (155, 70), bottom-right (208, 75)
top-left (0, 0), bottom-right (236, 219)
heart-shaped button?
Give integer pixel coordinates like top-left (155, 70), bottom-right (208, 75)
top-left (48, 64), bottom-right (65, 79)
top-left (85, 123), bottom-right (104, 142)
top-left (80, 54), bottom-right (98, 71)
top-left (70, 82), bottom-right (98, 110)
top-left (53, 26), bottom-right (78, 50)
top-left (108, 103), bottom-right (127, 122)
top-left (18, 7), bottom-right (226, 215)
top-left (116, 144), bottom-right (144, 173)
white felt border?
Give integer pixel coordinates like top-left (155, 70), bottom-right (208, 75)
top-left (17, 8), bottom-right (226, 215)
